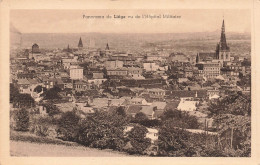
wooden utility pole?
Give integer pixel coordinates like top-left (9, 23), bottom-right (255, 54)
top-left (230, 127), bottom-right (234, 149)
top-left (205, 118), bottom-right (207, 147)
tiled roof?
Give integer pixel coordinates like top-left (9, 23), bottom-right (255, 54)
top-left (151, 102), bottom-right (167, 110)
top-left (167, 90), bottom-right (207, 99)
top-left (140, 105), bottom-right (156, 116)
top-left (27, 78), bottom-right (40, 84)
top-left (55, 102), bottom-right (75, 112)
top-left (177, 100), bottom-right (198, 111)
top-left (126, 105), bottom-right (142, 114)
top-left (17, 79), bottom-right (30, 85)
top-left (165, 101), bottom-right (180, 110)
top-left (154, 110), bottom-right (164, 118)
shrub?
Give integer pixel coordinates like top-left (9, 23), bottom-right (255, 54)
top-left (14, 108), bottom-right (30, 131)
top-left (42, 86), bottom-right (62, 100)
top-left (126, 125), bottom-right (151, 155)
top-left (160, 109), bottom-right (199, 129)
top-left (30, 116), bottom-right (58, 137)
top-left (34, 125), bottom-right (49, 137)
top-left (57, 111), bottom-right (80, 141)
top-left (34, 85), bottom-right (47, 93)
top-left (77, 111), bottom-right (129, 151)
top-left (12, 94), bottom-right (35, 108)
top-left (158, 124), bottom-right (196, 156)
top-left (10, 83), bottom-right (19, 103)
top-left (42, 102), bottom-right (61, 116)
top-left (208, 92), bottom-right (251, 116)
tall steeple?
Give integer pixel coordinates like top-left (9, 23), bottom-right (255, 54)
top-left (215, 19), bottom-right (230, 62)
top-left (105, 43), bottom-right (109, 50)
top-left (219, 19), bottom-right (229, 50)
top-left (67, 44), bottom-right (71, 52)
top-left (78, 37), bottom-right (83, 48)
top-left (196, 53), bottom-right (200, 63)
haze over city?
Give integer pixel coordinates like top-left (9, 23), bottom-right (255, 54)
top-left (11, 9), bottom-right (250, 34)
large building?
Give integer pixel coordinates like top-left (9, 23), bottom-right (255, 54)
top-left (196, 62), bottom-right (220, 79)
top-left (70, 66), bottom-right (84, 80)
top-left (32, 43), bottom-right (40, 54)
top-left (196, 19), bottom-right (231, 63)
top-left (105, 60), bottom-right (124, 69)
top-left (29, 43), bottom-right (43, 60)
top-left (169, 53), bottom-right (189, 62)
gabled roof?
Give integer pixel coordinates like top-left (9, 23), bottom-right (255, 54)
top-left (27, 78), bottom-right (40, 84)
top-left (167, 90), bottom-right (207, 99)
top-left (177, 100), bottom-right (197, 111)
top-left (130, 97), bottom-right (146, 103)
top-left (126, 105), bottom-right (142, 114)
top-left (140, 105), bottom-right (156, 116)
top-left (55, 102), bottom-right (75, 112)
top-left (91, 98), bottom-right (108, 108)
top-left (151, 102), bottom-right (167, 110)
top-left (154, 110), bottom-right (164, 119)
top-left (110, 98), bottom-right (125, 106)
top-left (17, 79), bottom-right (30, 85)
top-left (165, 101), bottom-right (180, 110)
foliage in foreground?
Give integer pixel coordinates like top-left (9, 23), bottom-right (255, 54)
top-left (11, 101), bottom-right (251, 157)
top-left (13, 108), bottom-right (30, 131)
top-left (126, 125), bottom-right (151, 154)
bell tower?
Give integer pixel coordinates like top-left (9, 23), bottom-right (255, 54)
top-left (216, 19), bottom-right (230, 62)
top-left (78, 37), bottom-right (83, 50)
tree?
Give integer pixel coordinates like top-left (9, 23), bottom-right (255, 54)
top-left (42, 86), bottom-right (62, 100)
top-left (77, 111), bottom-right (129, 150)
top-left (208, 92), bottom-right (251, 116)
top-left (213, 114), bottom-right (251, 156)
top-left (140, 119), bottom-right (161, 128)
top-left (116, 106), bottom-right (127, 117)
top-left (158, 121), bottom-right (196, 156)
top-left (160, 109), bottom-right (199, 129)
top-left (10, 83), bottom-right (20, 103)
top-left (126, 125), bottom-right (151, 155)
top-left (134, 112), bottom-right (148, 123)
top-left (42, 102), bottom-right (61, 116)
top-left (34, 85), bottom-right (47, 93)
top-left (14, 108), bottom-right (30, 131)
top-left (57, 110), bottom-right (80, 141)
top-left (12, 93), bottom-right (35, 108)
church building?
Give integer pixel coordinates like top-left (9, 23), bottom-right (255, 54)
top-left (196, 19), bottom-right (231, 64)
top-left (78, 37), bottom-right (83, 50)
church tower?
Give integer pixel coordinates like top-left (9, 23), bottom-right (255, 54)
top-left (196, 53), bottom-right (200, 63)
top-left (67, 44), bottom-right (71, 53)
top-left (105, 43), bottom-right (109, 50)
top-left (216, 19), bottom-right (230, 62)
top-left (78, 37), bottom-right (83, 50)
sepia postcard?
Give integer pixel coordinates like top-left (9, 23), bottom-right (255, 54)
top-left (0, 0), bottom-right (260, 165)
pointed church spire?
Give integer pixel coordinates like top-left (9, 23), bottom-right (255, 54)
top-left (67, 44), bottom-right (71, 52)
top-left (220, 19), bottom-right (228, 50)
top-left (196, 53), bottom-right (200, 63)
top-left (78, 37), bottom-right (83, 48)
top-left (106, 43), bottom-right (109, 50)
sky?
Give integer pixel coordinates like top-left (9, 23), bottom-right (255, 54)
top-left (10, 9), bottom-right (251, 34)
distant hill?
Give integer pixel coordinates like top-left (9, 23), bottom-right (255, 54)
top-left (10, 32), bottom-right (250, 56)
top-left (10, 23), bottom-right (22, 48)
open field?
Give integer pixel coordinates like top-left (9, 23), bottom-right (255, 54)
top-left (10, 140), bottom-right (130, 157)
top-left (10, 131), bottom-right (130, 157)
